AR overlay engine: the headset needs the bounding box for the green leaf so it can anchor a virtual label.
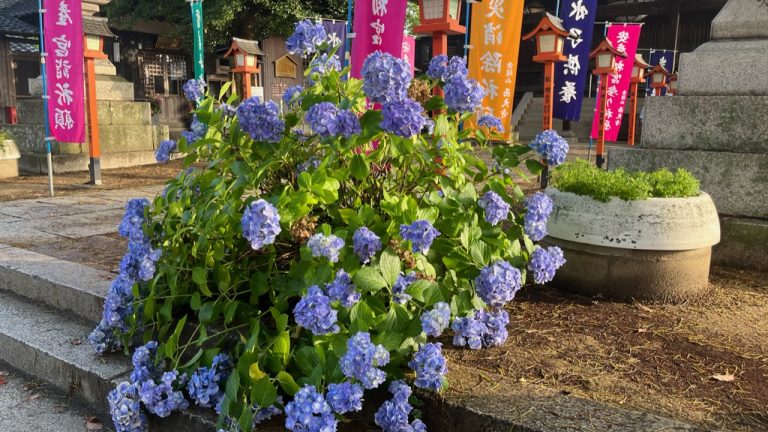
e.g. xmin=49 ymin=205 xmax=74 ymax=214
xmin=350 ymin=300 xmax=374 ymax=333
xmin=225 ymin=368 xmax=240 ymax=404
xmin=250 ymin=376 xmax=277 ymax=408
xmin=350 ymin=154 xmax=370 ymax=181
xmin=378 ymin=249 xmax=401 ymax=287
xmin=424 ymin=96 xmax=446 ymax=111
xmin=272 ymin=330 xmax=290 ymax=365
xmin=249 ymin=362 xmax=266 ymax=381
xmin=190 ymin=292 xmax=201 ymax=311
xmin=353 ymin=267 xmax=388 ymax=292
xmin=526 ymin=159 xmax=545 ymax=176
xmin=199 ymin=301 xmax=215 ymax=323
xmin=218 ymin=81 xmax=232 ymax=101
xmin=276 ymin=371 xmax=301 ymax=396
xmin=406 ymin=279 xmax=436 ymax=303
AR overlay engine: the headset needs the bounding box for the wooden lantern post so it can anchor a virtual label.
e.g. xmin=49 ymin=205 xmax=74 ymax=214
xmin=628 ymin=53 xmax=650 ymax=147
xmin=224 ymin=38 xmax=264 ymax=99
xmin=649 ymin=64 xmax=670 ymax=97
xmin=667 ymin=73 xmax=679 ymax=96
xmin=590 ymin=38 xmax=626 ymax=168
xmin=414 ymin=0 xmax=466 ymax=57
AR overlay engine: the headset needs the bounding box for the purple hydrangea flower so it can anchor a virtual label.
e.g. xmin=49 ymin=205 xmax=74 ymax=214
xmin=187 ymin=354 xmax=232 ymax=409
xmin=478 ymin=114 xmax=504 ymax=132
xmin=444 ymin=74 xmax=485 ymax=113
xmin=306 ymin=102 xmax=341 ymax=137
xmin=399 ymin=220 xmax=440 ymax=254
xmin=478 ymin=191 xmax=510 ymax=226
xmin=183 ymin=78 xmax=205 ymax=102
xmin=326 ymin=269 xmax=360 ymax=307
xmin=326 ymin=381 xmax=364 ymax=414
xmin=138 ymin=371 xmax=189 ymax=418
xmin=218 ymin=103 xmax=236 ymax=118
xmin=408 ymin=342 xmax=447 ymax=391
xmin=340 ymin=332 xmax=390 ymax=389
xmin=102 ymin=274 xmax=135 ymax=331
xmin=452 ymin=309 xmax=509 ymax=349
xmin=307 ymin=233 xmax=345 ymax=263
xmin=528 ymin=246 xmax=566 ymax=284
xmin=181 ymin=114 xmax=207 ymax=144
xmin=252 ymin=397 xmax=283 ymax=426
xmin=236 ymin=97 xmax=285 ymax=143
xmin=307 ymin=53 xmax=341 ymax=84
xmin=524 ymin=192 xmax=553 ymax=241
xmin=129 ymin=340 xmax=158 ymax=384
xmin=421 ymin=301 xmax=451 ymax=337
xmin=475 ymin=261 xmax=522 ymax=309
xmin=284 ymin=385 xmax=337 ymax=432
xmin=297 ymin=157 xmax=321 ymax=174
xmin=337 ymin=110 xmax=361 ymax=138
xmin=155 ymin=139 xmax=177 ymax=163
xmin=375 ymin=381 xmax=426 ymax=432
xmin=294 ymin=285 xmax=340 ymax=335
xmin=286 ymin=19 xmax=327 ymax=57
xmin=119 ymin=240 xmax=162 ymax=282
xmin=392 ymin=271 xmax=418 ymax=304
xmin=380 ymin=98 xmax=430 ymax=138
xmin=427 ymin=54 xmax=468 ymax=81
xmin=361 ymin=51 xmax=412 ymax=103
xmin=88 ymin=320 xmax=122 ymax=355
xmin=283 ymin=85 xmax=304 ymax=108
xmin=529 ymin=129 xmax=570 ymax=167
xmin=119 ymin=198 xmax=150 ymax=241
xmin=352 ymin=227 xmax=382 ymax=264
xmin=477 ymin=309 xmax=509 ymax=347
xmin=241 ymin=199 xmax=282 ymax=250
xmin=108 ymin=381 xmax=147 ymax=432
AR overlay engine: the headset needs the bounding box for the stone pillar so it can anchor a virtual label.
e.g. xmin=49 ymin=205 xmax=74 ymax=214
xmin=607 ymin=0 xmax=768 ymax=270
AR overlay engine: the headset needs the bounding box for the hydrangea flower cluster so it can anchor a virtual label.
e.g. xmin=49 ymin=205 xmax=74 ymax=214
xmin=307 ymin=233 xmax=345 ymax=263
xmin=374 ymin=381 xmax=427 ymax=432
xmin=181 ymin=114 xmax=207 ymax=144
xmin=400 ymin=220 xmax=441 ymax=254
xmin=138 ymin=371 xmax=189 ymax=418
xmin=340 ymin=332 xmax=390 ymax=389
xmin=305 ymin=103 xmax=360 ymax=138
xmin=129 ymin=341 xmax=158 ymax=384
xmin=101 ymin=275 xmax=136 ymax=331
xmin=380 ymin=98 xmax=431 ymax=138
xmin=528 ymin=246 xmax=566 ymax=284
xmin=452 ymin=309 xmax=510 ymax=349
xmin=524 ymin=192 xmax=553 ymax=241
xmin=294 ymin=285 xmax=340 ymax=335
xmin=326 ymin=269 xmax=360 ymax=307
xmin=218 ymin=103 xmax=236 ymax=118
xmin=241 ymin=199 xmax=282 ymax=250
xmin=297 ymin=157 xmax=321 ymax=174
xmin=426 ymin=54 xmax=468 ymax=82
xmin=478 ymin=114 xmax=504 ymax=132
xmin=252 ymin=397 xmax=283 ymax=426
xmin=187 ymin=353 xmax=232 ymax=409
xmin=108 ymin=381 xmax=147 ymax=432
xmin=409 ymin=342 xmax=447 ymax=391
xmin=326 ymin=381 xmax=364 ymax=414
xmin=361 ymin=51 xmax=412 ymax=103
xmin=421 ymin=302 xmax=451 ymax=337
xmin=307 ymin=53 xmax=341 ymax=84
xmin=529 ymin=129 xmax=570 ymax=167
xmin=352 ymin=227 xmax=382 ymax=264
xmin=475 ymin=260 xmax=522 ymax=308
xmin=444 ymin=74 xmax=485 ymax=113
xmin=478 ymin=191 xmax=511 ymax=225
xmin=336 ymin=110 xmax=362 ymax=138
xmin=155 ymin=139 xmax=177 ymax=163
xmin=284 ymin=385 xmax=337 ymax=432
xmin=236 ymin=97 xmax=285 ymax=143
xmin=282 ymin=85 xmax=304 ymax=108
xmin=182 ymin=78 xmax=205 ymax=102
xmin=286 ymin=19 xmax=327 ymax=57
xmin=392 ymin=271 xmax=418 ymax=304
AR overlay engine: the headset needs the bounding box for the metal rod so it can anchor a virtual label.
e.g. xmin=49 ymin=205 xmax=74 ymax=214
xmin=344 ymin=0 xmax=353 ymax=68
xmin=672 ymin=3 xmax=681 ymax=71
xmin=37 ymin=0 xmax=54 ymax=197
xmin=555 ymin=0 xmax=561 ymax=16
xmin=463 ymin=0 xmax=471 ymax=59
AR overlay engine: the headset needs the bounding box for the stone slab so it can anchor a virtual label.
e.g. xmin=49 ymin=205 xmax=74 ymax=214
xmin=639 ymin=95 xmax=768 ymax=153
xmin=0 ymin=222 xmax=62 ymax=245
xmin=29 ymin=76 xmax=134 ymax=101
xmin=20 ymin=150 xmax=163 ymax=174
xmin=678 ymin=39 xmax=768 ymax=96
xmin=0 ymin=159 xmax=19 ymax=178
xmin=713 ymin=217 xmax=768 ymax=270
xmin=711 ymin=0 xmax=768 ymax=40
xmin=0 ymin=197 xmax=120 ymax=219
xmin=608 ymin=148 xmax=768 ymax=219
xmin=30 ymin=208 xmax=124 ymax=239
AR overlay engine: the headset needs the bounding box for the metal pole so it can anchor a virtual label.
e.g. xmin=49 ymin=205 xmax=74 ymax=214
xmin=345 ymin=0 xmax=353 ymax=68
xmin=463 ymin=0 xmax=471 ymax=60
xmin=555 ymin=0 xmax=561 ymax=16
xmin=37 ymin=0 xmax=54 ymax=197
xmin=672 ymin=3 xmax=681 ymax=71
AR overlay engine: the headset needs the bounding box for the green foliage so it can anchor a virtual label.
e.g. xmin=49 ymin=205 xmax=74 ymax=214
xmin=0 ymin=128 xmax=12 ymax=142
xmin=551 ymin=159 xmax=701 ymax=202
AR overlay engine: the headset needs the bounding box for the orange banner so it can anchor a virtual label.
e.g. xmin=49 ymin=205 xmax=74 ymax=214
xmin=468 ymin=0 xmax=525 ymax=140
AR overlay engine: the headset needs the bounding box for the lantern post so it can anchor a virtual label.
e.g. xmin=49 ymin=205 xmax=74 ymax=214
xmin=667 ymin=73 xmax=679 ymax=96
xmin=414 ymin=0 xmax=466 ymax=57
xmin=590 ymin=38 xmax=626 ymax=168
xmin=224 ymin=38 xmax=264 ymax=99
xmin=83 ymin=17 xmax=115 ymax=185
xmin=649 ymin=64 xmax=670 ymax=97
xmin=628 ymin=53 xmax=650 ymax=147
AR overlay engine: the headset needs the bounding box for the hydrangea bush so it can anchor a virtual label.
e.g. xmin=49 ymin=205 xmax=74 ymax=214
xmin=93 ymin=19 xmax=568 ymax=432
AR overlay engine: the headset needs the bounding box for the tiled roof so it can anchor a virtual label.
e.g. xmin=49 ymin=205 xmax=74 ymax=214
xmin=0 ymin=14 xmax=36 ymax=36
xmin=0 ymin=0 xmax=37 ymax=36
xmin=83 ymin=16 xmax=115 ymax=37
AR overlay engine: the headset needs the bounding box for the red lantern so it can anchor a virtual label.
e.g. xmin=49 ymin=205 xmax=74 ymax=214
xmin=649 ymin=64 xmax=670 ymax=97
xmin=628 ymin=54 xmax=650 ymax=146
xmin=668 ymin=73 xmax=679 ymax=95
xmin=414 ymin=0 xmax=466 ymax=57
xmin=589 ymin=38 xmax=626 ymax=168
xmin=224 ymin=38 xmax=264 ymax=99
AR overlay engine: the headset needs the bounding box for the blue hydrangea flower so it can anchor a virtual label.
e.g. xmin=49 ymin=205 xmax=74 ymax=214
xmin=392 ymin=271 xmax=418 ymax=304
xmin=119 ymin=199 xmax=150 ymax=241
xmin=307 ymin=233 xmax=345 ymax=263
xmin=399 ymin=220 xmax=440 ymax=254
xmin=326 ymin=381 xmax=364 ymax=414
xmin=102 ymin=274 xmax=135 ymax=331
xmin=478 ymin=191 xmax=511 ymax=226
xmin=380 ymin=99 xmax=430 ymax=138
xmin=477 ymin=309 xmax=509 ymax=347
xmin=421 ymin=302 xmax=451 ymax=337
xmin=236 ymin=97 xmax=285 ymax=143
xmin=451 ymin=313 xmax=487 ymax=350
xmin=294 ymin=285 xmax=339 ymax=335
xmin=138 ymin=371 xmax=189 ymax=418
xmin=181 ymin=114 xmax=207 ymax=144
xmin=88 ymin=320 xmax=122 ymax=354
xmin=352 ymin=227 xmax=382 ymax=264
xmin=187 ymin=354 xmax=232 ymax=409
xmin=361 ymin=51 xmax=412 ymax=103
xmin=375 ymin=381 xmax=427 ymax=432
xmin=529 ymin=129 xmax=570 ymax=167
xmin=241 ymin=199 xmax=282 ymax=250
xmin=252 ymin=397 xmax=283 ymax=426
xmin=409 ymin=342 xmax=447 ymax=391
xmin=444 ymin=74 xmax=485 ymax=113
xmin=528 ymin=246 xmax=566 ymax=284
xmin=336 ymin=110 xmax=361 ymax=138
xmin=284 ymin=385 xmax=337 ymax=432
xmin=340 ymin=332 xmax=390 ymax=389
xmin=155 ymin=139 xmax=177 ymax=163
xmin=283 ymin=85 xmax=304 ymax=108
xmin=524 ymin=192 xmax=553 ymax=241
xmin=183 ymin=78 xmax=205 ymax=102
xmin=305 ymin=102 xmax=341 ymax=137
xmin=129 ymin=341 xmax=158 ymax=384
xmin=478 ymin=115 xmax=504 ymax=132
xmin=218 ymin=103 xmax=236 ymax=118
xmin=297 ymin=157 xmax=321 ymax=174
xmin=475 ymin=261 xmax=522 ymax=308
xmin=108 ymin=381 xmax=147 ymax=432
xmin=307 ymin=53 xmax=341 ymax=84
xmin=119 ymin=240 xmax=162 ymax=282
xmin=326 ymin=269 xmax=360 ymax=307
xmin=426 ymin=54 xmax=468 ymax=81
xmin=286 ymin=19 xmax=327 ymax=57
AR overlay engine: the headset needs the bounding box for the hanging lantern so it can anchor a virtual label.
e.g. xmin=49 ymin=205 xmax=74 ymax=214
xmin=522 ymin=13 xmax=570 ymax=63
xmin=631 ymin=53 xmax=650 ymax=83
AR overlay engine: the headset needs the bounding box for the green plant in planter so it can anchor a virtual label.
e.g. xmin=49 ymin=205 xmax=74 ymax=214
xmin=91 ymin=20 xmax=569 ymax=432
xmin=0 ymin=129 xmax=13 ymax=152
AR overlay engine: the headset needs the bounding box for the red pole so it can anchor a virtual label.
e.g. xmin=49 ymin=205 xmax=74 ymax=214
xmin=243 ymin=72 xmax=252 ymax=99
xmin=432 ymin=31 xmax=448 ymax=57
xmin=628 ymin=81 xmax=639 ymax=146
xmin=542 ymin=61 xmax=554 ymax=131
xmin=596 ymin=74 xmax=608 ymax=168
xmin=85 ymin=57 xmax=102 ymax=185
xmin=654 ymin=87 xmax=662 ymax=97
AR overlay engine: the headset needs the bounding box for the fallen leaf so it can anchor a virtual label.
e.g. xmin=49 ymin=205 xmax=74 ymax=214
xmin=634 ymin=302 xmax=655 ymax=313
xmin=85 ymin=417 xmax=103 ymax=431
xmin=27 ymin=393 xmax=41 ymax=400
xmin=69 ymin=338 xmax=83 ymax=346
xmin=711 ymin=372 xmax=736 ymax=382
xmin=0 ymin=376 xmax=7 ymax=386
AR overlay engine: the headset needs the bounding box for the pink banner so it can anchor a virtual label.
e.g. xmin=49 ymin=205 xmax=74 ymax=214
xmin=350 ymin=0 xmax=408 ymax=78
xmin=401 ymin=35 xmax=415 ymax=74
xmin=44 ymin=0 xmax=85 ymax=143
xmin=590 ymin=24 xmax=642 ymax=142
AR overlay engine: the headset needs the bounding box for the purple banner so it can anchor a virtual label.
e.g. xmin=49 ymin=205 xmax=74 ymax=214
xmin=323 ymin=20 xmax=348 ymax=67
xmin=646 ymin=50 xmax=674 ymax=96
xmin=44 ymin=0 xmax=85 ymax=143
xmin=350 ymin=0 xmax=408 ymax=78
xmin=553 ymin=0 xmax=598 ymax=122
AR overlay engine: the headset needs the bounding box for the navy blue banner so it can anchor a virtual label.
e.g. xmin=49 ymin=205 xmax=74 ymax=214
xmin=646 ymin=50 xmax=674 ymax=96
xmin=553 ymin=0 xmax=598 ymax=122
xmin=322 ymin=20 xmax=348 ymax=66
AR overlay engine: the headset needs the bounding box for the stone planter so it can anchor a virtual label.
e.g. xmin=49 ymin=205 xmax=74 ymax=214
xmin=543 ymin=188 xmax=721 ymax=303
xmin=0 ymin=139 xmax=20 ymax=178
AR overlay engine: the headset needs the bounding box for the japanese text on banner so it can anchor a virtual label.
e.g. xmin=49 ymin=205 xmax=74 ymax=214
xmin=322 ymin=20 xmax=348 ymax=66
xmin=350 ymin=0 xmax=408 ymax=78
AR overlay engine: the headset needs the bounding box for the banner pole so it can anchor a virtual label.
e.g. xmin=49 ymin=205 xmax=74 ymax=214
xmin=345 ymin=0 xmax=353 ymax=68
xmin=188 ymin=0 xmax=204 ymax=81
xmin=37 ymin=0 xmax=54 ymax=197
xmin=463 ymin=0 xmax=471 ymax=59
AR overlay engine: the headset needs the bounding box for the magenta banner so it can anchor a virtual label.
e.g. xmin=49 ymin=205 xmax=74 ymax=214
xmin=44 ymin=0 xmax=85 ymax=143
xmin=590 ymin=24 xmax=642 ymax=142
xmin=350 ymin=0 xmax=408 ymax=78
xmin=401 ymin=35 xmax=415 ymax=74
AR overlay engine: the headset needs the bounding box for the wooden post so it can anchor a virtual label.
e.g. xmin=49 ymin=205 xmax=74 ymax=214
xmin=654 ymin=87 xmax=662 ymax=97
xmin=85 ymin=57 xmax=102 ymax=185
xmin=243 ymin=72 xmax=252 ymax=99
xmin=596 ymin=74 xmax=608 ymax=168
xmin=432 ymin=31 xmax=448 ymax=57
xmin=628 ymin=81 xmax=639 ymax=146
xmin=542 ymin=61 xmax=555 ymax=131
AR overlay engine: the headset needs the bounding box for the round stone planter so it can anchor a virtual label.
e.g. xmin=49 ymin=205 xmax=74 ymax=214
xmin=543 ymin=188 xmax=721 ymax=303
xmin=0 ymin=139 xmax=20 ymax=178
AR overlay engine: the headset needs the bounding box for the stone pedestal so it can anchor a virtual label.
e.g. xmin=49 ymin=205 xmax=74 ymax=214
xmin=609 ymin=0 xmax=768 ymax=269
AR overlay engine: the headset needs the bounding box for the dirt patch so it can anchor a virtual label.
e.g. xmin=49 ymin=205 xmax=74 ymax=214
xmin=25 ymin=232 xmax=126 ymax=274
xmin=444 ymin=267 xmax=768 ymax=430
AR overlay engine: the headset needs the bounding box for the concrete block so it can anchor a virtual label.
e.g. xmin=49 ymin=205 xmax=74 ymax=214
xmin=29 ymin=76 xmax=135 ymax=101
xmin=710 ymin=0 xmax=768 ymax=40
xmin=29 ymin=209 xmax=124 ymax=239
xmin=608 ymin=148 xmax=768 ymax=219
xmin=100 ymin=125 xmax=157 ymax=152
xmin=104 ymin=101 xmax=152 ymax=125
xmin=0 ymin=222 xmax=62 ymax=245
xmin=713 ymin=217 xmax=768 ymax=270
xmin=678 ymin=39 xmax=768 ymax=96
xmin=640 ymin=96 xmax=768 ymax=153
xmin=0 ymin=159 xmax=19 ymax=178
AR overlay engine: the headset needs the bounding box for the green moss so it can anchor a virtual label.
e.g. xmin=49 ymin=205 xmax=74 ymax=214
xmin=551 ymin=159 xmax=701 ymax=202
